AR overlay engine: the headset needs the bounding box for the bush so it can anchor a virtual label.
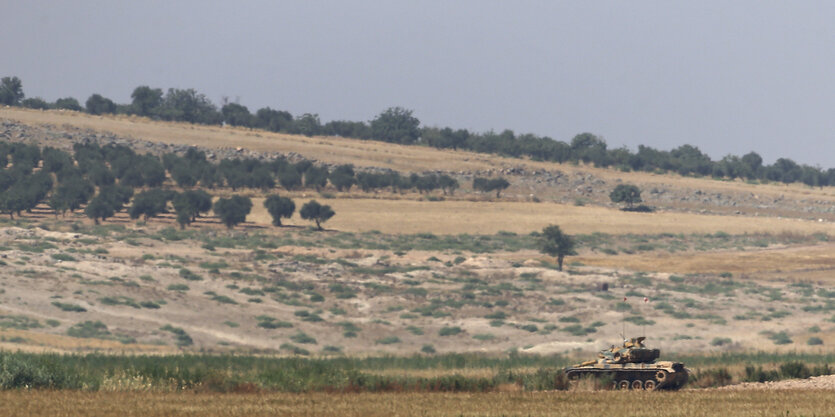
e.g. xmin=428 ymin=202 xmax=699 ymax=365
xmin=710 ymin=337 xmax=732 ymax=346
xmin=52 ymin=302 xmax=86 ymax=313
xmin=167 ymin=284 xmax=189 ymax=291
xmin=779 ymin=361 xmax=811 ymax=379
xmin=743 ymin=365 xmax=779 ymax=383
xmin=290 ymin=332 xmax=317 ymax=344
xmin=376 ymin=336 xmax=401 ymax=345
xmin=807 ymin=337 xmax=824 ymax=346
xmin=160 ymin=324 xmax=194 ymax=347
xmin=257 ymin=317 xmax=293 ymax=329
xmin=438 ymin=326 xmax=462 ymax=336
xmin=421 ymin=344 xmax=436 ymax=354
xmin=67 ymin=321 xmax=110 ymax=338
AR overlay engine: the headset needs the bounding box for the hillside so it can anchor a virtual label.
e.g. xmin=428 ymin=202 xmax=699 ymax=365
xmin=1 ymin=107 xmax=835 ymax=358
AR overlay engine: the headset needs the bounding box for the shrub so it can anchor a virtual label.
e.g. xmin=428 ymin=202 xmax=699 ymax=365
xmin=421 ymin=344 xmax=436 ymax=354
xmin=257 ymin=317 xmax=293 ymax=329
xmin=290 ymin=332 xmax=317 ymax=344
xmin=167 ymin=284 xmax=189 ymax=291
xmin=710 ymin=337 xmax=732 ymax=346
xmin=807 ymin=337 xmax=824 ymax=346
xmin=160 ymin=324 xmax=193 ymax=347
xmin=279 ymin=343 xmax=310 ymax=356
xmin=67 ymin=321 xmax=110 ymax=338
xmin=178 ymin=268 xmax=203 ymax=281
xmin=406 ymin=326 xmax=424 ymax=335
xmin=375 ymin=336 xmax=401 ymax=345
xmin=744 ymin=365 xmax=779 ymax=383
xmin=52 ymin=302 xmax=86 ymax=313
xmin=438 ymin=326 xmax=462 ymax=336
xmin=780 ymin=361 xmax=811 ymax=379
xmin=520 ymin=324 xmax=538 ymax=333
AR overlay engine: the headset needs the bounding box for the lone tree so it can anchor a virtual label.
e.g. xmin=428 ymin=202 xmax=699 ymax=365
xmin=370 ymin=107 xmax=421 ymax=144
xmin=299 ymin=200 xmax=335 ymax=231
xmin=473 ymin=177 xmax=510 ymax=198
xmin=609 ymin=184 xmax=642 ymax=209
xmin=264 ymin=195 xmax=295 ymax=227
xmin=0 ymin=76 xmax=24 ymax=106
xmin=539 ymin=225 xmax=576 ymax=271
xmin=213 ymin=195 xmax=252 ymax=229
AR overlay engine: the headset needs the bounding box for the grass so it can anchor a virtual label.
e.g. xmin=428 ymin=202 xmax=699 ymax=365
xmin=1 ymin=390 xmax=835 ymax=417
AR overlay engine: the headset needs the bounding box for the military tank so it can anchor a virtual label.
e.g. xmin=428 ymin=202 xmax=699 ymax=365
xmin=564 ymin=336 xmax=688 ymax=390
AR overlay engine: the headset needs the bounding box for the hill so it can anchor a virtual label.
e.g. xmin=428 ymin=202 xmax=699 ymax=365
xmin=1 ymin=107 xmax=834 ymax=359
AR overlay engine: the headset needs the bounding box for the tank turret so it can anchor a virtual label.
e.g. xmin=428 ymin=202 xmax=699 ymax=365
xmin=564 ymin=337 xmax=688 ymax=390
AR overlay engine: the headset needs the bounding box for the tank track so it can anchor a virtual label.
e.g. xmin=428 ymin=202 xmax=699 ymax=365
xmin=564 ymin=367 xmax=687 ymax=391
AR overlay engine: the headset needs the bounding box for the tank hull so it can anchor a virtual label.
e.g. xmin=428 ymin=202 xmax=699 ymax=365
xmin=564 ymin=361 xmax=688 ymax=390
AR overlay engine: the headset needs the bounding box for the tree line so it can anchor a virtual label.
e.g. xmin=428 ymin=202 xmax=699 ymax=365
xmin=0 ymin=141 xmax=339 ymax=230
xmin=2 ymin=140 xmax=465 ymax=197
xmin=3 ymin=75 xmax=831 ymax=187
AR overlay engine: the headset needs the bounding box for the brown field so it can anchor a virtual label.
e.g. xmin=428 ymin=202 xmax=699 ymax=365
xmin=246 ymin=197 xmax=835 ymax=235
xmin=5 ymin=107 xmax=835 ymax=209
xmin=2 ymin=390 xmax=834 ymax=417
xmin=577 ymin=242 xmax=835 ymax=281
xmin=0 ymin=328 xmax=175 ymax=354
xmin=22 ymin=194 xmax=835 ymax=236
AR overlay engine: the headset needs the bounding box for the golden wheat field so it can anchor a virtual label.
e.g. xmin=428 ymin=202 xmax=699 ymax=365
xmin=1 ymin=390 xmax=833 ymax=417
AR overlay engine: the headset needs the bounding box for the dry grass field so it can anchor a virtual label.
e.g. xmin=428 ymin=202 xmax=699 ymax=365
xmin=246 ymin=197 xmax=835 ymax=235
xmin=1 ymin=390 xmax=833 ymax=417
xmin=0 ymin=328 xmax=175 ymax=354
xmin=577 ymin=242 xmax=835 ymax=280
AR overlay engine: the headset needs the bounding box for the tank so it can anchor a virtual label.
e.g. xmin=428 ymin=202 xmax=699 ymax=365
xmin=564 ymin=336 xmax=688 ymax=390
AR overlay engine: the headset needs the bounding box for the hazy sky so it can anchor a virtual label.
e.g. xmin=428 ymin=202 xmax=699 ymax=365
xmin=3 ymin=1 xmax=833 ymax=166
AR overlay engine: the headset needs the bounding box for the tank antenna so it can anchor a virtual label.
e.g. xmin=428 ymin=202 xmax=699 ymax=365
xmin=621 ymin=296 xmax=627 ymax=340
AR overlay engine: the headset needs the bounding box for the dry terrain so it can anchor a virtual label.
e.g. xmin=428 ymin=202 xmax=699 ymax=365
xmin=2 ymin=390 xmax=835 ymax=417
xmin=2 ymin=108 xmax=835 ymax=414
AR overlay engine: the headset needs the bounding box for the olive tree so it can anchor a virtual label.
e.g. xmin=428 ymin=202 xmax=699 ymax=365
xmin=264 ymin=195 xmax=295 ymax=227
xmin=609 ymin=184 xmax=642 ymax=208
xmin=213 ymin=195 xmax=252 ymax=229
xmin=299 ymin=200 xmax=334 ymax=231
xmin=539 ymin=225 xmax=576 ymax=271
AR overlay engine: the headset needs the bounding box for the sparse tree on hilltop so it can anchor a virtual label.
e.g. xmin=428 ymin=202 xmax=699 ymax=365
xmin=85 ymin=94 xmax=116 ymax=115
xmin=130 ymin=86 xmax=163 ymax=117
xmin=370 ymin=107 xmax=420 ymax=144
xmin=0 ymin=76 xmax=24 ymax=106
